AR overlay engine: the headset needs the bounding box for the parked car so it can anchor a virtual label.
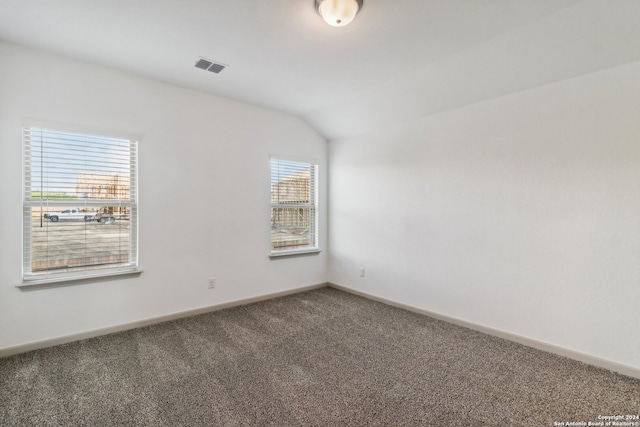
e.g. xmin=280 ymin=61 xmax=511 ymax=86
xmin=43 ymin=208 xmax=96 ymax=222
xmin=95 ymin=213 xmax=115 ymax=224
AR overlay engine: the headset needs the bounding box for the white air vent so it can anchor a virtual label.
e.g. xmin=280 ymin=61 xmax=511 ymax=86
xmin=195 ymin=57 xmax=227 ymax=74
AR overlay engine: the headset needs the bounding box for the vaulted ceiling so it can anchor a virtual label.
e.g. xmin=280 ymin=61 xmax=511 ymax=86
xmin=1 ymin=0 xmax=640 ymax=139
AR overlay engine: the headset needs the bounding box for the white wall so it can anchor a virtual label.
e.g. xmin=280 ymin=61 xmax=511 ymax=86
xmin=0 ymin=42 xmax=327 ymax=351
xmin=329 ymin=60 xmax=640 ymax=371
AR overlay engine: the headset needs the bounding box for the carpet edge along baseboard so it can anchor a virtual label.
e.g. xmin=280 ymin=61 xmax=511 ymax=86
xmin=327 ymin=282 xmax=640 ymax=381
xmin=0 ymin=282 xmax=328 ymax=358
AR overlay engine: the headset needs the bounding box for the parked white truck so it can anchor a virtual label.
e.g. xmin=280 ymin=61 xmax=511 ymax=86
xmin=43 ymin=208 xmax=96 ymax=222
xmin=43 ymin=208 xmax=125 ymax=224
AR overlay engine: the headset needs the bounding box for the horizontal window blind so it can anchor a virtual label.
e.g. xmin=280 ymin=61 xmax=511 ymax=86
xmin=23 ymin=126 xmax=138 ymax=281
xmin=270 ymin=158 xmax=318 ymax=254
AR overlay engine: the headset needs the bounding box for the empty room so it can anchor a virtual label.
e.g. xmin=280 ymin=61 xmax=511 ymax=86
xmin=1 ymin=0 xmax=639 ymax=425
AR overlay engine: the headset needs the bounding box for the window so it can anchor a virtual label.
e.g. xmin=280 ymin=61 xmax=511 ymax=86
xmin=270 ymin=157 xmax=318 ymax=256
xmin=22 ymin=124 xmax=138 ymax=284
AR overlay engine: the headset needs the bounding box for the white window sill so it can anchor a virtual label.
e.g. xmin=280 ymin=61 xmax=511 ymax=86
xmin=19 ymin=268 xmax=142 ymax=288
xmin=269 ymin=249 xmax=321 ymax=259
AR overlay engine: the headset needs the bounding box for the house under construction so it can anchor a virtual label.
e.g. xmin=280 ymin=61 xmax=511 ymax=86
xmin=76 ymin=173 xmax=130 ymax=215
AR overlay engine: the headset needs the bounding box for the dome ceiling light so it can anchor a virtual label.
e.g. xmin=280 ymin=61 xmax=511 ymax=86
xmin=315 ymin=0 xmax=363 ymax=27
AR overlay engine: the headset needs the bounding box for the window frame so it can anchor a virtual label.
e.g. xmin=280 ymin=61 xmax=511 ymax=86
xmin=20 ymin=120 xmax=140 ymax=286
xmin=269 ymin=155 xmax=320 ymax=258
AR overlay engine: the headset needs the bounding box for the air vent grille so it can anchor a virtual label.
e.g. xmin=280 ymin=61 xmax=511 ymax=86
xmin=195 ymin=57 xmax=226 ymax=74
xmin=207 ymin=63 xmax=225 ymax=74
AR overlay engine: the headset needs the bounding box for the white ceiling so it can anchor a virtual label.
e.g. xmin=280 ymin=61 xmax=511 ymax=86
xmin=1 ymin=0 xmax=640 ymax=139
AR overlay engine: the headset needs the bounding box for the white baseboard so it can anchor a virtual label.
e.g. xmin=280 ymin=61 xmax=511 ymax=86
xmin=328 ymin=282 xmax=640 ymax=381
xmin=4 ymin=281 xmax=639 ymax=381
xmin=0 ymin=282 xmax=327 ymax=358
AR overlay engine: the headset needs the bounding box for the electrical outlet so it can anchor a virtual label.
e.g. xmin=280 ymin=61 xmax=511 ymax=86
xmin=359 ymin=267 xmax=365 ymax=278
xmin=208 ymin=278 xmax=216 ymax=289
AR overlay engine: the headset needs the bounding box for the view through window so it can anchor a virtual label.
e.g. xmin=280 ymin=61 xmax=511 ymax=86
xmin=23 ymin=125 xmax=138 ymax=282
xmin=270 ymin=158 xmax=318 ymax=255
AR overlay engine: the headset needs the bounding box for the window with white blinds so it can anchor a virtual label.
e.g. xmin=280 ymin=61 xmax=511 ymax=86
xmin=270 ymin=157 xmax=318 ymax=256
xmin=23 ymin=125 xmax=138 ymax=284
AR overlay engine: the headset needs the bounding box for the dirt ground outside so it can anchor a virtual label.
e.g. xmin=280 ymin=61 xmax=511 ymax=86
xmin=30 ymin=218 xmax=130 ymax=272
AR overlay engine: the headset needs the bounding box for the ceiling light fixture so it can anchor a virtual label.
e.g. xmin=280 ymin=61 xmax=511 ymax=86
xmin=315 ymin=0 xmax=363 ymax=27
